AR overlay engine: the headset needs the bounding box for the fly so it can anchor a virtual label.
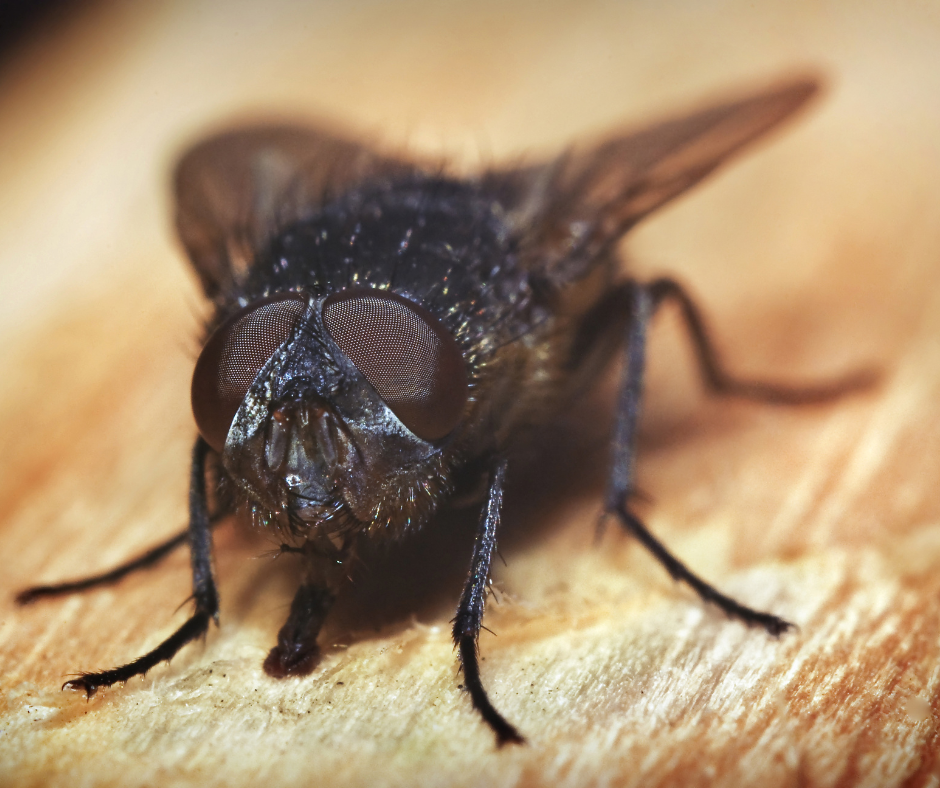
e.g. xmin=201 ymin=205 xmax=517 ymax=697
xmin=16 ymin=76 xmax=874 ymax=745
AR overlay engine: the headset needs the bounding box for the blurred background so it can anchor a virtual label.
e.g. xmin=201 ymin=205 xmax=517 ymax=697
xmin=2 ymin=2 xmax=940 ymax=786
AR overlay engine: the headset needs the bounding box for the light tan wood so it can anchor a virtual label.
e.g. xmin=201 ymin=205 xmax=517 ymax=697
xmin=2 ymin=1 xmax=940 ymax=785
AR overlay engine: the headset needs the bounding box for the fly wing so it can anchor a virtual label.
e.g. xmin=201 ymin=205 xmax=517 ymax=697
xmin=484 ymin=77 xmax=820 ymax=282
xmin=174 ymin=125 xmax=418 ymax=300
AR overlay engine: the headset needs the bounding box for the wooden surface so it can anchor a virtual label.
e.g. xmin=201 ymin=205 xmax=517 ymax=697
xmin=2 ymin=1 xmax=940 ymax=786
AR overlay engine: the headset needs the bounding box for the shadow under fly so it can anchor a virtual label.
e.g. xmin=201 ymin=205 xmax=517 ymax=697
xmin=17 ymin=75 xmax=876 ymax=745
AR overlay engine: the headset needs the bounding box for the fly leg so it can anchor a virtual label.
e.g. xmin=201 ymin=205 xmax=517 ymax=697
xmin=452 ymin=459 xmax=524 ymax=746
xmin=64 ymin=437 xmax=222 ymax=695
xmin=607 ymin=284 xmax=792 ymax=635
xmin=648 ymin=276 xmax=877 ymax=402
xmin=17 ymin=459 xmax=230 ymax=605
xmin=13 ymin=517 xmax=236 ymax=605
xmin=16 ymin=530 xmax=189 ymax=605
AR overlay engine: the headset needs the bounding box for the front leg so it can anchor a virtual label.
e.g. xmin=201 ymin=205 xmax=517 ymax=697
xmin=65 ymin=437 xmax=221 ymax=695
xmin=452 ymin=459 xmax=524 ymax=746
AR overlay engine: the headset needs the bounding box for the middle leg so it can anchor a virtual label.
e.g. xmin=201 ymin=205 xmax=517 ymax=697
xmin=606 ymin=282 xmax=792 ymax=635
xmin=648 ymin=276 xmax=877 ymax=403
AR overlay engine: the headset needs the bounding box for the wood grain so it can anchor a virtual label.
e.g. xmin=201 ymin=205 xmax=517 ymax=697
xmin=2 ymin=1 xmax=940 ymax=786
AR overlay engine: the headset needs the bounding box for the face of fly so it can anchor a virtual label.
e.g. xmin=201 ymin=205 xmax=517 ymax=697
xmin=191 ymin=281 xmax=471 ymax=539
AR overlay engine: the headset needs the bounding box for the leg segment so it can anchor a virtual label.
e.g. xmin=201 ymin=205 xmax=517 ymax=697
xmin=648 ymin=276 xmax=877 ymax=403
xmin=64 ymin=437 xmax=221 ymax=695
xmin=452 ymin=459 xmax=524 ymax=746
xmin=607 ymin=283 xmax=792 ymax=635
xmin=16 ymin=529 xmax=189 ymax=605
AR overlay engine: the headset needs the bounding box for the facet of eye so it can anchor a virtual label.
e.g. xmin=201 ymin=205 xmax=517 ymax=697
xmin=322 ymin=288 xmax=468 ymax=442
xmin=192 ymin=294 xmax=308 ymax=452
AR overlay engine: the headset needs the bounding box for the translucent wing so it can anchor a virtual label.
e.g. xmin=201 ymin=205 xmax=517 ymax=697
xmin=176 ymin=78 xmax=819 ymax=297
xmin=483 ymin=77 xmax=821 ymax=282
xmin=174 ymin=124 xmax=418 ymax=300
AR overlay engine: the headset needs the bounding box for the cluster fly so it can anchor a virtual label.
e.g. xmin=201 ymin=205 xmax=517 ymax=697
xmin=17 ymin=76 xmax=872 ymax=744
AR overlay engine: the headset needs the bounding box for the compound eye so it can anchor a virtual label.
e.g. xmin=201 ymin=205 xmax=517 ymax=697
xmin=192 ymin=294 xmax=308 ymax=452
xmin=322 ymin=288 xmax=468 ymax=441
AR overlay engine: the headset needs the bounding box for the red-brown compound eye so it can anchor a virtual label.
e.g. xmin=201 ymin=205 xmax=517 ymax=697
xmin=192 ymin=294 xmax=308 ymax=452
xmin=322 ymin=288 xmax=468 ymax=441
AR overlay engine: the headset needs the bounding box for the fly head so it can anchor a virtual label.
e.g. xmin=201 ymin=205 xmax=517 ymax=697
xmin=191 ymin=284 xmax=469 ymax=538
